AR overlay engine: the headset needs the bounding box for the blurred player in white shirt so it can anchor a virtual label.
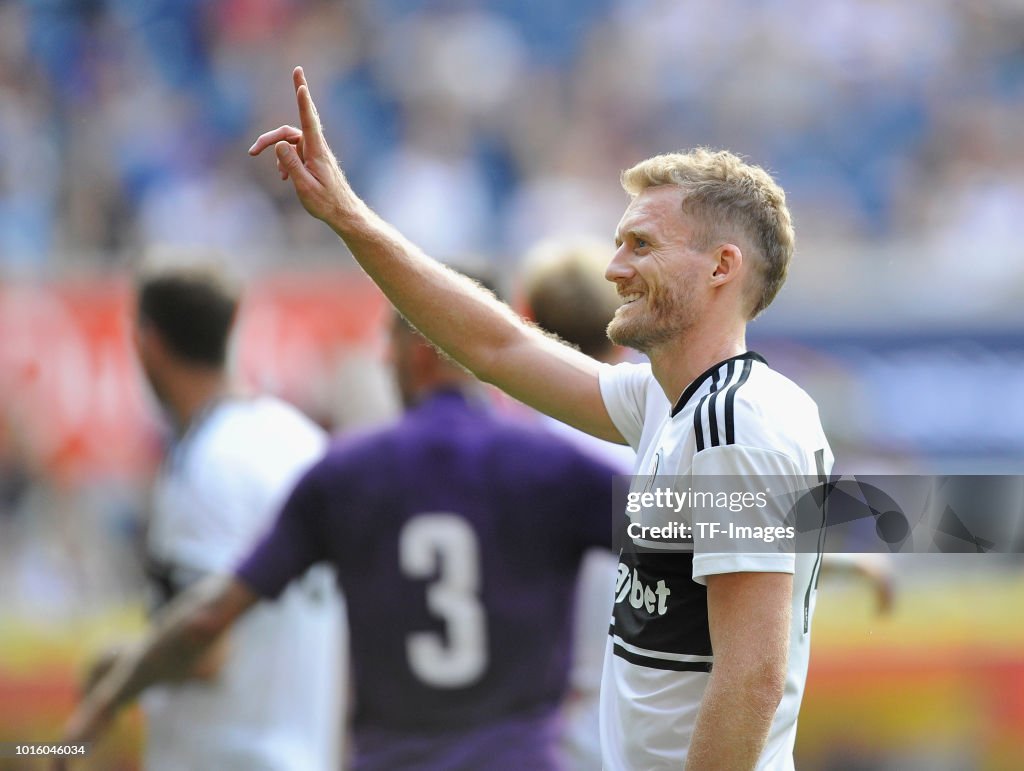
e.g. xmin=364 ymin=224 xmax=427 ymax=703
xmin=75 ymin=262 xmax=344 ymax=771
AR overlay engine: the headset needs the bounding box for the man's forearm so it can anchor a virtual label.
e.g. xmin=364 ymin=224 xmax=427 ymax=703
xmin=685 ymin=671 xmax=781 ymax=771
xmin=66 ymin=582 xmax=230 ymax=743
xmin=321 ymin=196 xmax=621 ymax=434
xmin=325 ymin=198 xmax=532 ymax=383
xmin=79 ymin=643 xmax=194 ymax=731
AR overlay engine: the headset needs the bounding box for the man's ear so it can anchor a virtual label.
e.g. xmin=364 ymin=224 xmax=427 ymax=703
xmin=710 ymin=243 xmax=743 ymax=287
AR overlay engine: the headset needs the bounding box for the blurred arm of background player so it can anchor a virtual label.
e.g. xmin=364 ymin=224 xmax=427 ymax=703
xmin=60 ymin=576 xmax=257 ymax=753
xmin=248 ymin=67 xmax=622 ymax=443
xmin=80 ymin=634 xmax=227 ymax=696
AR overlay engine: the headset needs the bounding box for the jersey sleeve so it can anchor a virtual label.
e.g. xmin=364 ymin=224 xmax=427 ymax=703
xmin=686 ymin=372 xmax=832 ymax=584
xmin=689 ymin=443 xmax=808 ymax=584
xmin=234 ymin=463 xmax=331 ymax=599
xmin=598 ymin=361 xmax=654 ymax=451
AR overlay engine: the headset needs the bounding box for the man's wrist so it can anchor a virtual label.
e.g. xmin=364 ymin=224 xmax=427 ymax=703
xmin=321 ymin=183 xmax=364 ymax=230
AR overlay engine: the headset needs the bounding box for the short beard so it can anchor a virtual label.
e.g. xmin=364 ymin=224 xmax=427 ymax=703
xmin=606 ymin=284 xmax=693 ymax=354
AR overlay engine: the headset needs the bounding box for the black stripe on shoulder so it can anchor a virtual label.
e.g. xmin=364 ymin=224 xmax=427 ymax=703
xmin=723 ymin=357 xmax=756 ymax=445
xmin=693 ymin=393 xmax=707 ymax=451
xmin=671 ymin=352 xmax=767 ymax=417
xmin=707 ymin=360 xmax=733 ymax=448
xmin=613 ymin=644 xmax=713 ymax=673
xmin=693 ymin=397 xmax=704 ymax=452
xmin=693 ymin=368 xmax=723 ymax=452
xmin=696 ymin=366 xmax=729 ymax=450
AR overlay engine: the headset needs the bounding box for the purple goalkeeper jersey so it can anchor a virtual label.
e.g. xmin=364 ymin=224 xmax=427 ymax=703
xmin=236 ymin=389 xmax=617 ymax=770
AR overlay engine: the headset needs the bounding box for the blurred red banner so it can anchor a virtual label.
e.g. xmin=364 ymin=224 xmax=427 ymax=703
xmin=0 ymin=271 xmax=386 ymax=484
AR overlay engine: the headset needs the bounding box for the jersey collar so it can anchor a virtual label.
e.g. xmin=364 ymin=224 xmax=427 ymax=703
xmin=669 ymin=351 xmax=767 ymax=417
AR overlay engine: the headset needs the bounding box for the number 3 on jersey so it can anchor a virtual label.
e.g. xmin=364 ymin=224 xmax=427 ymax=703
xmin=399 ymin=513 xmax=488 ymax=688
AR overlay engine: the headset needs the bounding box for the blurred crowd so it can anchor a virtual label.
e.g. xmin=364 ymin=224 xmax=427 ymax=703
xmin=2 ymin=0 xmax=1024 ymax=312
xmin=3 ymin=0 xmax=1024 ymax=618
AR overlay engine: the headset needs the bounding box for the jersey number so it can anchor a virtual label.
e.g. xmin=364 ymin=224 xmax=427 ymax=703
xmin=399 ymin=513 xmax=488 ymax=688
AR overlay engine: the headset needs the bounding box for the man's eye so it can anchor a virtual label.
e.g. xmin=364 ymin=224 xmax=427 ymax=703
xmin=635 ymin=238 xmax=648 ymax=249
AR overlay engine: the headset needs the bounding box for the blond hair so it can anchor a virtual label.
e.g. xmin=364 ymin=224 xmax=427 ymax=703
xmin=621 ymin=149 xmax=794 ymax=318
xmin=521 ymin=237 xmax=619 ymax=359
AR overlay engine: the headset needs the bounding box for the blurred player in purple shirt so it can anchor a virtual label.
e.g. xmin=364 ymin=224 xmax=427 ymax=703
xmin=62 ymin=305 xmax=619 ymax=771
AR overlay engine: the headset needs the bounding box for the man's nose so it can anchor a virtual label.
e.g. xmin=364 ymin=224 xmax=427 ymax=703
xmin=605 ymin=245 xmax=635 ymax=284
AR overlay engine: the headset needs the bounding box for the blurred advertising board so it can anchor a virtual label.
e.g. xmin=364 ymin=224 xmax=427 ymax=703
xmin=753 ymin=331 xmax=1024 ymax=469
xmin=0 ymin=272 xmax=386 ymax=484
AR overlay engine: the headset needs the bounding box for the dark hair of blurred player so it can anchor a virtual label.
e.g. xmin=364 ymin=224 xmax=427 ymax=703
xmin=133 ymin=266 xmax=239 ymax=425
xmin=137 ymin=266 xmax=238 ymax=365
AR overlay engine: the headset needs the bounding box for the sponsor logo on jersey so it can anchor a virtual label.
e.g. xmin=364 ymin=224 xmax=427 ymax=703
xmin=614 ymin=562 xmax=671 ymax=616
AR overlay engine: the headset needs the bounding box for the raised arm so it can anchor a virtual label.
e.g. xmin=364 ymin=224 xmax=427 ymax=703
xmin=249 ymin=67 xmax=623 ymax=442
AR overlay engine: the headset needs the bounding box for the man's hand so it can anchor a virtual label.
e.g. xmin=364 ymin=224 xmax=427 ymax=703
xmin=59 ymin=641 xmax=137 ymax=757
xmin=51 ymin=645 xmax=134 ymax=770
xmin=248 ymin=67 xmax=353 ymax=223
xmin=81 ymin=644 xmax=126 ymax=694
xmin=53 ymin=681 xmax=121 ymax=770
xmin=53 ymin=577 xmax=256 ymax=770
xmin=61 ymin=699 xmax=113 ymax=749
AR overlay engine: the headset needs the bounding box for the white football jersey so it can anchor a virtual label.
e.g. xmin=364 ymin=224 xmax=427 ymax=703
xmin=598 ymin=353 xmax=833 ymax=770
xmin=144 ymin=396 xmax=345 ymax=771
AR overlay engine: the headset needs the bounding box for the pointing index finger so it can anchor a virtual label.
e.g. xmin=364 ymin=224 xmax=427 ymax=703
xmin=291 ymin=66 xmax=324 ymax=153
xmin=296 ymin=83 xmax=323 ymax=151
